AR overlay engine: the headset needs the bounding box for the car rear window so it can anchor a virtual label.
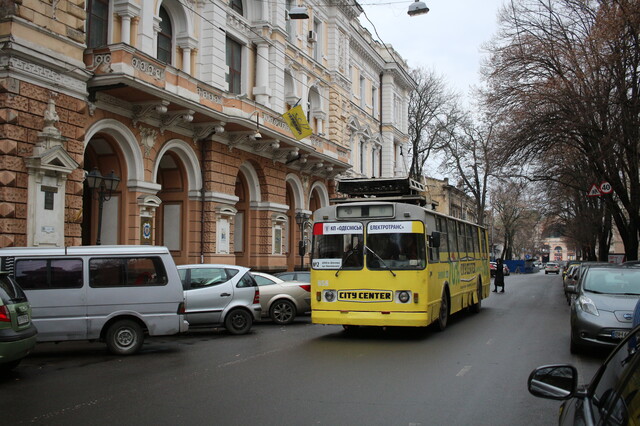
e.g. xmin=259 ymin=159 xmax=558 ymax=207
xmin=0 ymin=274 xmax=27 ymax=304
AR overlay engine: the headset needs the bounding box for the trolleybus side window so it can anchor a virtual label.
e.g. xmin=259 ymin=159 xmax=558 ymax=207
xmin=466 ymin=224 xmax=476 ymax=259
xmin=458 ymin=222 xmax=468 ymax=259
xmin=366 ymin=221 xmax=426 ymax=270
xmin=447 ymin=219 xmax=459 ymax=261
xmin=435 ymin=216 xmax=449 ymax=262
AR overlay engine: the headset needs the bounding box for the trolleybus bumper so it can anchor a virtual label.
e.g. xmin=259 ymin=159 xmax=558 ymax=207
xmin=312 ymin=310 xmax=430 ymax=327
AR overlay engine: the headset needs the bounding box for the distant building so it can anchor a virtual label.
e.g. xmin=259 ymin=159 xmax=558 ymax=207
xmin=423 ymin=177 xmax=478 ymax=223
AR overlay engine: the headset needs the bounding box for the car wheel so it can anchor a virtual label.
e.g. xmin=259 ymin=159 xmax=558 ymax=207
xmin=105 ymin=319 xmax=144 ymax=355
xmin=225 ymin=309 xmax=252 ymax=335
xmin=270 ymin=299 xmax=296 ymax=325
xmin=545 ymin=271 xmax=548 ymax=274
xmin=435 ymin=291 xmax=449 ymax=331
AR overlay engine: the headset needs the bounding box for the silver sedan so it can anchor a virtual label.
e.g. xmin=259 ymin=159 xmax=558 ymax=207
xmin=569 ymin=265 xmax=640 ymax=353
xmin=251 ymin=272 xmax=311 ymax=325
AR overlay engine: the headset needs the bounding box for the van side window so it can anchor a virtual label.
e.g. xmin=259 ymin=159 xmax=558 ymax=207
xmin=15 ymin=259 xmax=83 ymax=289
xmin=89 ymin=257 xmax=168 ymax=287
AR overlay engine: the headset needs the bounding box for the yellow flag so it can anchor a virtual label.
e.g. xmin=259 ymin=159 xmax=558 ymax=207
xmin=282 ymin=105 xmax=313 ymax=140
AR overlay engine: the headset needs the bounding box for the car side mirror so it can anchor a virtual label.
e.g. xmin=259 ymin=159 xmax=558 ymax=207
xmin=429 ymin=232 xmax=441 ymax=248
xmin=528 ymin=365 xmax=577 ymax=400
xmin=566 ymin=284 xmax=577 ymax=294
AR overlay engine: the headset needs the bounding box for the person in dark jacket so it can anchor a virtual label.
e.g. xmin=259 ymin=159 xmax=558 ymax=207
xmin=493 ymin=258 xmax=505 ymax=293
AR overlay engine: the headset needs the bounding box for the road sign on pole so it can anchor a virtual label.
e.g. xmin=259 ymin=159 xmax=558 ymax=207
xmin=600 ymin=181 xmax=613 ymax=194
xmin=587 ymin=184 xmax=601 ymax=197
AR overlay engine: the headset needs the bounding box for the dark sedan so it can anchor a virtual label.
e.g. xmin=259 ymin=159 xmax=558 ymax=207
xmin=528 ymin=324 xmax=640 ymax=425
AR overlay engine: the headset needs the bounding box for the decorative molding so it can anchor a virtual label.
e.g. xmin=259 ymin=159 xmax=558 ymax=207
xmin=139 ymin=126 xmax=158 ymax=158
xmin=197 ymin=87 xmax=223 ymax=104
xmin=2 ymin=56 xmax=85 ymax=94
xmin=131 ymin=57 xmax=165 ymax=80
xmin=159 ymin=110 xmax=194 ymax=134
xmin=132 ymin=100 xmax=170 ymax=127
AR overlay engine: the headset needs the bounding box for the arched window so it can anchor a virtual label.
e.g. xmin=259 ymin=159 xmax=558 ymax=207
xmin=87 ymin=0 xmax=109 ymax=48
xmin=157 ymin=6 xmax=173 ymax=64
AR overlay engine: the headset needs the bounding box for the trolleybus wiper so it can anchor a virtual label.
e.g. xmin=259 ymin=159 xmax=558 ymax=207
xmin=335 ymin=249 xmax=356 ymax=277
xmin=364 ymin=245 xmax=396 ymax=277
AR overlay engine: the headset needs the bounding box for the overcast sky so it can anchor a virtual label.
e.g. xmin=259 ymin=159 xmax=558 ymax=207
xmin=359 ymin=0 xmax=508 ymax=103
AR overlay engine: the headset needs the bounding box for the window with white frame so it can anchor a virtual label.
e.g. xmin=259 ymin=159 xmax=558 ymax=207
xmin=226 ymin=37 xmax=242 ymax=94
xmin=360 ymin=75 xmax=366 ymax=109
xmin=313 ymin=19 xmax=322 ymax=61
xmin=372 ymin=86 xmax=378 ymax=118
xmin=87 ymin=0 xmax=109 ymax=48
xmin=157 ymin=6 xmax=173 ymax=64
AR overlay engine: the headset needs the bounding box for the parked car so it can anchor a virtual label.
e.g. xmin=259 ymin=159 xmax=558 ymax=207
xmin=251 ymin=272 xmax=311 ymax=325
xmin=0 ymin=246 xmax=188 ymax=355
xmin=273 ymin=271 xmax=310 ymax=282
xmin=564 ymin=262 xmax=610 ymax=305
xmin=0 ymin=272 xmax=37 ymax=371
xmin=178 ymin=264 xmax=261 ymax=335
xmin=563 ymin=260 xmax=581 ymax=279
xmin=568 ymin=265 xmax=640 ymax=354
xmin=527 ymin=324 xmax=640 ymax=425
xmin=545 ymin=262 xmax=560 ymax=274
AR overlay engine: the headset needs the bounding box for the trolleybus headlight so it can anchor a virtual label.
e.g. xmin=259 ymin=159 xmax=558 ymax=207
xmin=324 ymin=290 xmax=337 ymax=302
xmin=397 ymin=291 xmax=411 ymax=303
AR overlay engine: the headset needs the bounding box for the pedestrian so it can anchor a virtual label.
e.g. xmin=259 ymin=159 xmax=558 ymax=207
xmin=493 ymin=258 xmax=505 ymax=293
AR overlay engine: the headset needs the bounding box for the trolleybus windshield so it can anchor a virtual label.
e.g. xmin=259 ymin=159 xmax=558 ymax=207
xmin=312 ymin=222 xmax=364 ymax=270
xmin=366 ymin=221 xmax=426 ymax=270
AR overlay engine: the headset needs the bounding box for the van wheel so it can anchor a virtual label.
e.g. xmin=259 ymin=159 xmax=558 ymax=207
xmin=436 ymin=292 xmax=449 ymax=331
xmin=106 ymin=320 xmax=144 ymax=355
xmin=270 ymin=300 xmax=296 ymax=325
xmin=225 ymin=309 xmax=252 ymax=335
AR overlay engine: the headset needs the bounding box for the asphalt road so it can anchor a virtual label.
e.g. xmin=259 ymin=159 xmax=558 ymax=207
xmin=1 ymin=271 xmax=606 ymax=426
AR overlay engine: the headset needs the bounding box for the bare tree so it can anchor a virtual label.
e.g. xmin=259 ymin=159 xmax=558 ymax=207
xmin=438 ymin=114 xmax=496 ymax=225
xmin=407 ymin=67 xmax=462 ymax=179
xmin=483 ymin=0 xmax=640 ymax=260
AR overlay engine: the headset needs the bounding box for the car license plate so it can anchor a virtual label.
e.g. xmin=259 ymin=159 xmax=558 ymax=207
xmin=611 ymin=330 xmax=629 ymax=339
xmin=17 ymin=314 xmax=29 ymax=325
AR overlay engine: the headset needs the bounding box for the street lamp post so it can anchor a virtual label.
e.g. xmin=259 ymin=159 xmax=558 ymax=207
xmin=86 ymin=167 xmax=120 ymax=245
xmin=295 ymin=211 xmax=310 ymax=271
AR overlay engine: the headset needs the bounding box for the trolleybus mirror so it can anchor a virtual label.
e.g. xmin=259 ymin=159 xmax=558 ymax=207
xmin=429 ymin=232 xmax=441 ymax=248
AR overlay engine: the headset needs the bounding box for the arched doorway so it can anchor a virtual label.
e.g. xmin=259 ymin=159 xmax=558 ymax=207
xmin=155 ymin=151 xmax=189 ymax=263
xmin=234 ymin=172 xmax=251 ymax=266
xmin=82 ymin=137 xmax=126 ymax=245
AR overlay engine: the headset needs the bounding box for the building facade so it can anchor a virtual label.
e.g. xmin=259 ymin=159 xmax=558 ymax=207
xmin=0 ymin=0 xmax=414 ymax=271
xmin=423 ymin=177 xmax=478 ymax=223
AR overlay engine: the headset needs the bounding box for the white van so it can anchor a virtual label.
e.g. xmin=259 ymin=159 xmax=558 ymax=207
xmin=0 ymin=246 xmax=189 ymax=355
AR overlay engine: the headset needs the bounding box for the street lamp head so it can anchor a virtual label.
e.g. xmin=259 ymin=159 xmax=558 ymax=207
xmin=103 ymin=170 xmax=121 ymax=192
xmin=407 ymin=0 xmax=429 ymax=16
xmin=86 ymin=167 xmax=103 ymax=189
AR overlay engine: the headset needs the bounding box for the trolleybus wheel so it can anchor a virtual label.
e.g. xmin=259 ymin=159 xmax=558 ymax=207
xmin=436 ymin=292 xmax=449 ymax=332
xmin=471 ymin=280 xmax=482 ymax=314
xmin=342 ymin=325 xmax=359 ymax=333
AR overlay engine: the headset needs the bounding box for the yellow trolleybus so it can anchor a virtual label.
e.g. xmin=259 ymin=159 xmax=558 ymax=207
xmin=310 ymin=201 xmax=490 ymax=330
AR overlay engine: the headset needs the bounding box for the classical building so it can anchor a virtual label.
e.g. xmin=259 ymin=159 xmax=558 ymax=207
xmin=0 ymin=0 xmax=414 ymax=271
xmin=423 ymin=177 xmax=478 ymax=223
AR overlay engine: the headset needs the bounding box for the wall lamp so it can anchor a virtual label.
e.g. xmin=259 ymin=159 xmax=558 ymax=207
xmin=407 ymin=0 xmax=429 ymax=16
xmin=288 ymin=6 xmax=309 ymax=19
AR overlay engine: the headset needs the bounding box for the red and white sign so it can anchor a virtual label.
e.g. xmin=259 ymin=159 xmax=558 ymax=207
xmin=600 ymin=181 xmax=613 ymax=194
xmin=587 ymin=184 xmax=601 ymax=197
